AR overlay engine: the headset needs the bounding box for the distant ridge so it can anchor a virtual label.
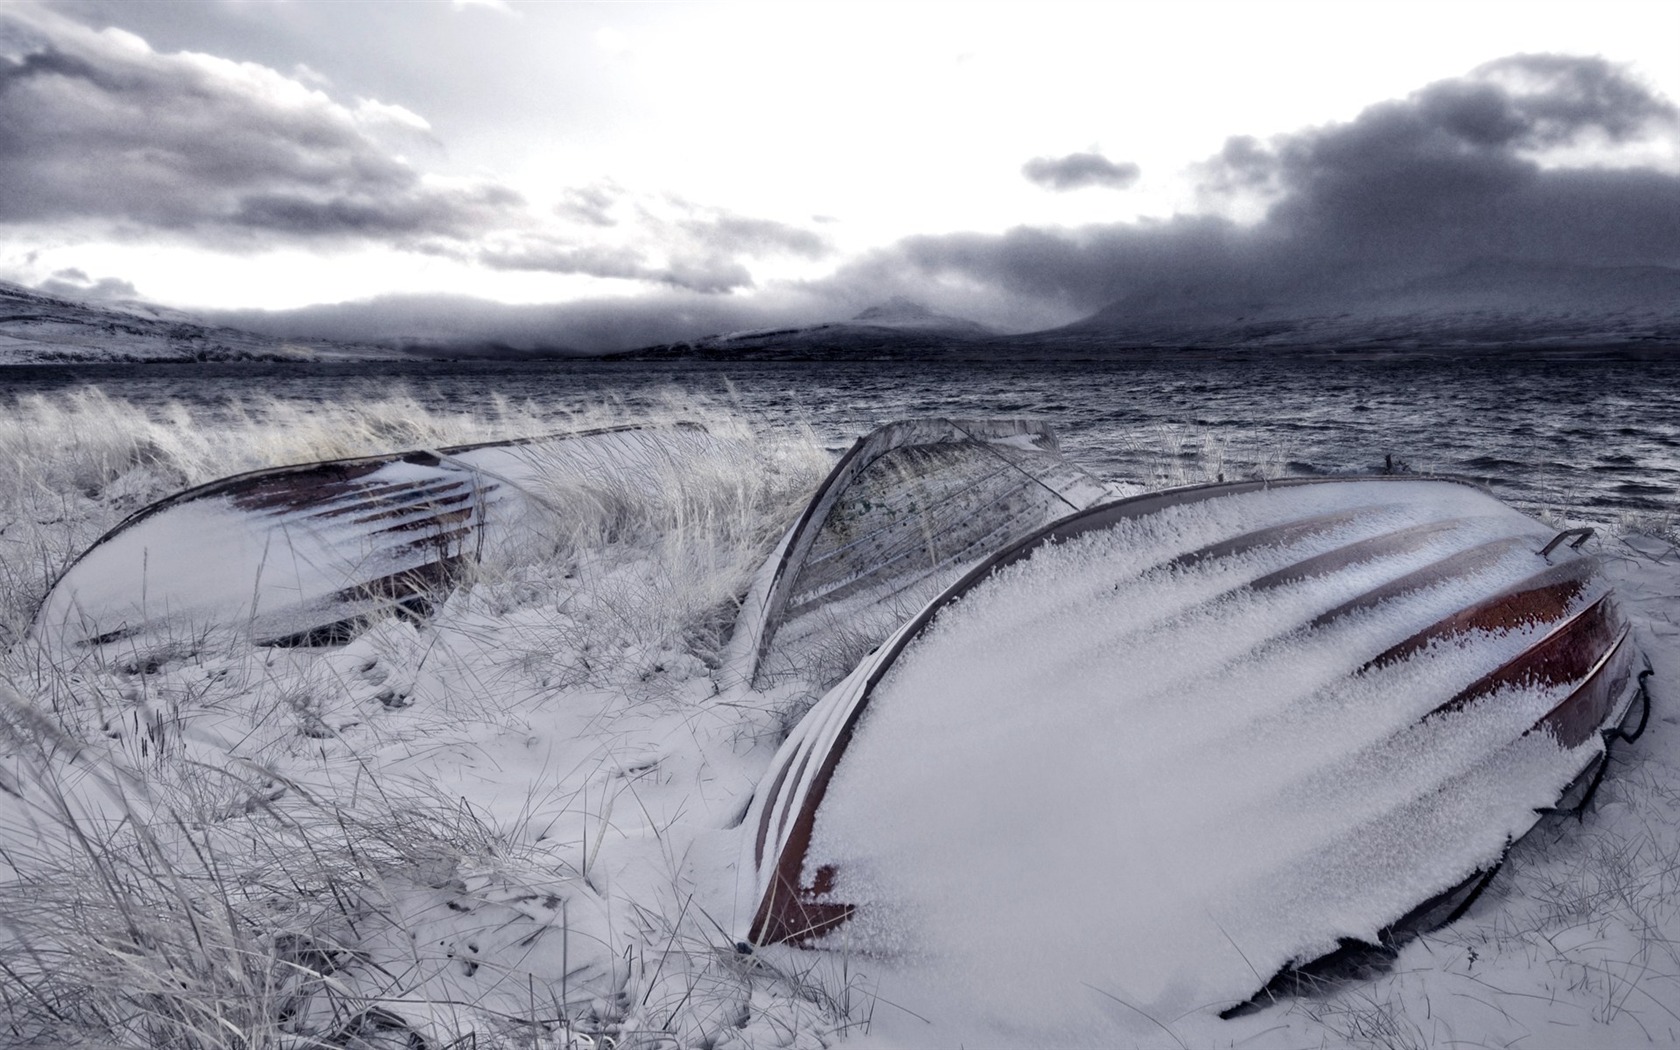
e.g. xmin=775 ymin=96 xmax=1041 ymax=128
xmin=849 ymin=296 xmax=990 ymax=332
xmin=618 ymin=297 xmax=995 ymax=360
xmin=0 ymin=280 xmax=403 ymax=365
xmin=9 ymin=259 xmax=1674 ymax=366
xmin=1032 ymin=259 xmax=1680 ymax=354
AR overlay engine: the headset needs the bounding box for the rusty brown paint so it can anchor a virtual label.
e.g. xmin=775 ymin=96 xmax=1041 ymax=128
xmin=753 ymin=868 xmax=855 ymax=946
xmin=292 ymin=478 xmax=469 ymax=523
xmin=1308 ymin=538 xmax=1528 ymax=629
xmin=1534 ymin=628 xmax=1636 ymax=748
xmin=325 ymin=558 xmax=464 ymax=605
xmin=227 ymin=461 xmax=395 ymax=515
xmin=90 ymin=422 xmax=665 ymax=543
xmin=749 ymin=701 xmax=873 ymax=945
xmin=1363 ymin=558 xmax=1598 ymax=671
xmin=750 ymin=763 xmax=856 ymax=945
xmin=1427 ymin=594 xmax=1626 ymax=722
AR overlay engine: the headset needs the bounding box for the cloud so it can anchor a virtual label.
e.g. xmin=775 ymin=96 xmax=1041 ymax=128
xmin=678 ymin=212 xmax=830 ymax=259
xmin=556 ymin=183 xmax=622 ymax=227
xmin=1239 ymin=54 xmax=1680 ymax=272
xmin=478 ymin=239 xmax=757 ymax=294
xmin=842 ymin=54 xmax=1680 ymax=327
xmin=1021 ymin=152 xmax=1141 ymax=191
xmin=479 ymin=243 xmax=651 ymax=280
xmin=0 ymin=5 xmax=811 ymax=297
xmin=0 ymin=6 xmax=521 ymax=246
xmin=484 ymin=195 xmax=831 ymax=292
xmin=217 ymin=286 xmax=832 ymax=353
xmin=477 ymin=239 xmax=753 ymax=294
xmin=37 ymin=266 xmax=138 ymax=300
xmin=224 ymin=55 xmax=1680 ymax=353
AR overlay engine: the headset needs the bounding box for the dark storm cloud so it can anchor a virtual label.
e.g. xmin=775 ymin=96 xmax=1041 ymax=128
xmin=0 ymin=8 xmax=521 ymax=245
xmin=842 ymin=54 xmax=1680 ymax=325
xmin=1021 ymin=152 xmax=1142 ymax=191
xmin=1211 ymin=54 xmax=1680 ymax=286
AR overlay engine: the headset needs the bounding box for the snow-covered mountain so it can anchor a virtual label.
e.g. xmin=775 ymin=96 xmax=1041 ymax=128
xmin=1031 ymin=260 xmax=1680 ymax=354
xmin=0 ymin=281 xmax=404 ymax=365
xmin=622 ymin=297 xmax=996 ymax=359
xmin=9 ymin=261 xmax=1673 ymax=367
xmin=624 ymin=265 xmax=1678 ymax=361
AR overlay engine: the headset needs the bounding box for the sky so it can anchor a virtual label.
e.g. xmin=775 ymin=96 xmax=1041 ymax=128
xmin=2 ymin=0 xmax=1678 ymax=351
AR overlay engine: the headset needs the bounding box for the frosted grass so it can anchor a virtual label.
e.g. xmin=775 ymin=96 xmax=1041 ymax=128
xmin=0 ymin=388 xmax=1676 ymax=1047
xmin=0 ymin=390 xmax=838 ymax=1048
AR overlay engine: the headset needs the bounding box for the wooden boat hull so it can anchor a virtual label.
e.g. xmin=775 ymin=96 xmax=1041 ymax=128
xmin=31 ymin=424 xmax=716 ymax=656
xmin=734 ymin=476 xmax=1647 ymax=1009
xmin=725 ymin=418 xmax=1109 ymax=690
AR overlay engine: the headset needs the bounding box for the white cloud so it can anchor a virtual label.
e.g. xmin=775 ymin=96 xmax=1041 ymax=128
xmin=354 ymin=97 xmax=432 ymax=133
xmin=0 ymin=6 xmax=516 ymax=243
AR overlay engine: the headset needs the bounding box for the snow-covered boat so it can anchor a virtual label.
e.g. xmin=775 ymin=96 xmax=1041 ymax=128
xmin=31 ymin=424 xmax=718 ymax=657
xmin=734 ymin=476 xmax=1650 ymax=1010
xmin=724 ymin=418 xmax=1110 ymax=690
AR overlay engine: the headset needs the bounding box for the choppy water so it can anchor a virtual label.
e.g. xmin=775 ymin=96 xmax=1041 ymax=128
xmin=3 ymin=355 xmax=1677 ymax=528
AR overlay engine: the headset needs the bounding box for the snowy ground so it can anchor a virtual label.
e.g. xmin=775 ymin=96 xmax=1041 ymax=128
xmin=0 ymin=391 xmax=1676 ymax=1048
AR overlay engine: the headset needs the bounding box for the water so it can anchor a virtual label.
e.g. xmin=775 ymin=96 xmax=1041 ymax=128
xmin=3 ymin=355 xmax=1677 ymax=527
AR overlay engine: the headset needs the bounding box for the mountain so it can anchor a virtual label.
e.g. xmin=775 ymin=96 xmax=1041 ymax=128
xmin=1030 ymin=260 xmax=1680 ymax=355
xmin=620 ymin=297 xmax=995 ymax=360
xmin=0 ymin=281 xmax=405 ymax=365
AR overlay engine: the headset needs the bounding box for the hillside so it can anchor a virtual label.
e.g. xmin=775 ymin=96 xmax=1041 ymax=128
xmin=0 ymin=281 xmax=405 ymax=365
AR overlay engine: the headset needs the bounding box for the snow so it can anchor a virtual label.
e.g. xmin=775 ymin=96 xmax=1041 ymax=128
xmin=2 ymin=416 xmax=1678 ymax=1048
xmin=758 ymin=480 xmax=1643 ymax=1043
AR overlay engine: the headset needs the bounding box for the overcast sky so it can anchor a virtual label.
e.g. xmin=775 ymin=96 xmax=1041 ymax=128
xmin=2 ymin=0 xmax=1678 ymax=350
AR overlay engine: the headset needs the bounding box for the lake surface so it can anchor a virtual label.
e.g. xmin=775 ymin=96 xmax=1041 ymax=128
xmin=3 ymin=355 xmax=1677 ymax=528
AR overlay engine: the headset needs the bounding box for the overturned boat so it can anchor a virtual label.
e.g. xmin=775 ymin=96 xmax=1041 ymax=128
xmin=735 ymin=475 xmax=1649 ymax=1012
xmin=31 ymin=424 xmax=719 ymax=656
xmin=724 ymin=418 xmax=1111 ymax=690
